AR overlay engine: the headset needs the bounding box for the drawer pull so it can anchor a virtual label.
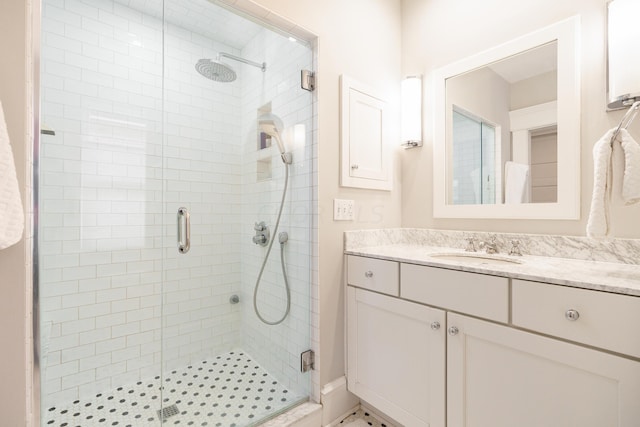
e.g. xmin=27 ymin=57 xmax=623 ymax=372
xmin=431 ymin=321 xmax=441 ymax=331
xmin=448 ymin=326 xmax=459 ymax=336
xmin=565 ymin=309 xmax=580 ymax=321
xmin=364 ymin=270 xmax=374 ymax=278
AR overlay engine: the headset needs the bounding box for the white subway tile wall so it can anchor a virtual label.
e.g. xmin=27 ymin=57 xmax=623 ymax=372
xmin=238 ymin=28 xmax=314 ymax=396
xmin=40 ymin=0 xmax=315 ymax=411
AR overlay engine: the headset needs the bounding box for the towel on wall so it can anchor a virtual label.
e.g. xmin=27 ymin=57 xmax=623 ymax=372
xmin=586 ymin=129 xmax=614 ymax=237
xmin=587 ymin=127 xmax=640 ymax=237
xmin=504 ymin=161 xmax=530 ymax=204
xmin=0 ymin=101 xmax=24 ymax=249
xmin=618 ymin=129 xmax=640 ymax=205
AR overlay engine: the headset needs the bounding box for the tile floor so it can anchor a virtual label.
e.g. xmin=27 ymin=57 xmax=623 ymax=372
xmin=338 ymin=408 xmax=395 ymax=427
xmin=44 ymin=350 xmax=305 ymax=427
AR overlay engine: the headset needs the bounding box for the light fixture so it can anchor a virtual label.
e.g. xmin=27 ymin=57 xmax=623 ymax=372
xmin=607 ymin=0 xmax=640 ymax=110
xmin=401 ymin=75 xmax=422 ymax=148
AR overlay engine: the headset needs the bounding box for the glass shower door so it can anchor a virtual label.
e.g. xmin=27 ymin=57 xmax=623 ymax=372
xmin=158 ymin=0 xmax=314 ymax=425
xmin=39 ymin=0 xmax=313 ymax=424
xmin=38 ymin=0 xmax=166 ymax=423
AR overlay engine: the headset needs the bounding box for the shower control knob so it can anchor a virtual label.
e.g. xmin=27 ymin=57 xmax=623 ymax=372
xmin=252 ymin=235 xmax=267 ymax=245
xmin=254 ymin=222 xmax=266 ymax=231
xmin=364 ymin=270 xmax=373 ymax=278
xmin=430 ymin=321 xmax=441 ymax=331
xmin=448 ymin=326 xmax=459 ymax=336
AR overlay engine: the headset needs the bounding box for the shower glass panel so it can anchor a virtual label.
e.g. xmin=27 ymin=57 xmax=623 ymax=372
xmin=38 ymin=0 xmax=313 ymax=425
xmin=452 ymin=110 xmax=496 ymax=204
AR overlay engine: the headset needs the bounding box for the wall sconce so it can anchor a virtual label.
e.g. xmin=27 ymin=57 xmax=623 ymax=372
xmin=401 ymin=75 xmax=422 ymax=148
xmin=607 ymin=0 xmax=640 ymax=110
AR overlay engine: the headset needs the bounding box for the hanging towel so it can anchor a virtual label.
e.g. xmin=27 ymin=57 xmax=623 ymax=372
xmin=611 ymin=132 xmax=626 ymax=206
xmin=504 ymin=161 xmax=530 ymax=204
xmin=619 ymin=129 xmax=640 ymax=204
xmin=0 ymin=101 xmax=24 ymax=249
xmin=587 ymin=129 xmax=615 ymax=237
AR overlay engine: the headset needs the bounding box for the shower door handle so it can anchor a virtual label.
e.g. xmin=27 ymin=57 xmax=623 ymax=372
xmin=177 ymin=207 xmax=191 ymax=254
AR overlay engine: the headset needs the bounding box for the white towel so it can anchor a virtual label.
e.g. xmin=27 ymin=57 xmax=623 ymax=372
xmin=588 ymin=128 xmax=640 ymax=237
xmin=0 ymin=101 xmax=24 ymax=249
xmin=587 ymin=129 xmax=614 ymax=237
xmin=619 ymin=129 xmax=640 ymax=204
xmin=504 ymin=161 xmax=530 ymax=204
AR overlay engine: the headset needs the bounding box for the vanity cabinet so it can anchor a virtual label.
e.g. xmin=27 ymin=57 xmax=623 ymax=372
xmin=346 ymin=286 xmax=445 ymax=427
xmin=447 ymin=312 xmax=640 ymax=427
xmin=345 ymin=255 xmax=640 ymax=427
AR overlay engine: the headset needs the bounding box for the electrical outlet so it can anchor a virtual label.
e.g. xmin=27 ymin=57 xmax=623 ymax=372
xmin=334 ymin=199 xmax=355 ymax=221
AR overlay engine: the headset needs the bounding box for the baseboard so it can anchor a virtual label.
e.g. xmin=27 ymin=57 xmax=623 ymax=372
xmin=320 ymin=376 xmax=360 ymax=426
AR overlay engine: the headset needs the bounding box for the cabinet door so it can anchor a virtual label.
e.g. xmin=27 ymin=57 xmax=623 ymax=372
xmin=340 ymin=75 xmax=391 ymax=190
xmin=347 ymin=286 xmax=445 ymax=427
xmin=447 ymin=313 xmax=640 ymax=427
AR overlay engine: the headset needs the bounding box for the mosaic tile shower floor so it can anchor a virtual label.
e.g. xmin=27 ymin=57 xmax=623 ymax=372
xmin=44 ymin=350 xmax=305 ymax=427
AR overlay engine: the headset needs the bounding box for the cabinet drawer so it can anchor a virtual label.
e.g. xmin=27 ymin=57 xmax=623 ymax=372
xmin=512 ymin=279 xmax=640 ymax=358
xmin=401 ymin=263 xmax=509 ymax=323
xmin=347 ymin=255 xmax=399 ymax=296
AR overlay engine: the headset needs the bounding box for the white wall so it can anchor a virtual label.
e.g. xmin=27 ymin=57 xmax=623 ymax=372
xmin=510 ymin=71 xmax=557 ymax=110
xmin=250 ymin=0 xmax=404 ymax=388
xmin=0 ymin=0 xmax=30 ymax=425
xmin=401 ymin=0 xmax=640 ymax=238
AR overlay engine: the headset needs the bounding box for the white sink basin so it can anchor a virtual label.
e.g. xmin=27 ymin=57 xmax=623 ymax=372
xmin=429 ymin=252 xmax=522 ymax=265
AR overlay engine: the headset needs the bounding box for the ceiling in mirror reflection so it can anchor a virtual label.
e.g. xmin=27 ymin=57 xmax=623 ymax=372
xmin=487 ymin=42 xmax=557 ymax=83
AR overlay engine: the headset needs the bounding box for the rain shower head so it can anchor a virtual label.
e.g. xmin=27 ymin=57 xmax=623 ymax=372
xmin=195 ymin=52 xmax=266 ymax=83
xmin=195 ymin=58 xmax=237 ymax=82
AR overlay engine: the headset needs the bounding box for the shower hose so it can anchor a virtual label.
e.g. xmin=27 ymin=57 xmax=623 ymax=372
xmin=253 ymin=163 xmax=291 ymax=325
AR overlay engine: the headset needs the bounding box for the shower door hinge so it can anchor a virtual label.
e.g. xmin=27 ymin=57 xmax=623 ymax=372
xmin=301 ymin=350 xmax=315 ymax=372
xmin=301 ymin=70 xmax=315 ymax=92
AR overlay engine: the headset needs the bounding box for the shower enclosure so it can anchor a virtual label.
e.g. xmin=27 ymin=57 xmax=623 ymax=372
xmin=37 ymin=0 xmax=314 ymax=425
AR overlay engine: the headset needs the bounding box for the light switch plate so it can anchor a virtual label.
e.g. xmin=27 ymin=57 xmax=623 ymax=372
xmin=334 ymin=199 xmax=355 ymax=221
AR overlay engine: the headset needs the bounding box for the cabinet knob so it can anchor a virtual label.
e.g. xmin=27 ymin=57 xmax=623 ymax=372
xmin=430 ymin=321 xmax=441 ymax=331
xmin=448 ymin=326 xmax=459 ymax=336
xmin=364 ymin=270 xmax=373 ymax=278
xmin=565 ymin=309 xmax=580 ymax=321
xmin=351 ymin=164 xmax=359 ymax=170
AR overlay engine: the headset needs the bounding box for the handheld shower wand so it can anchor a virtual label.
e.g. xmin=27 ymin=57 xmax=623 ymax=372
xmin=258 ymin=113 xmax=292 ymax=164
xmin=253 ymin=112 xmax=292 ymax=325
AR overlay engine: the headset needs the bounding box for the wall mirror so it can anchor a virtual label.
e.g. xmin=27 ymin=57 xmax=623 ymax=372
xmin=433 ymin=17 xmax=580 ymax=219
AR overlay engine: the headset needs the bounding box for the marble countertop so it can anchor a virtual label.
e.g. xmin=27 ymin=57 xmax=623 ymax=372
xmin=345 ymin=244 xmax=640 ymax=297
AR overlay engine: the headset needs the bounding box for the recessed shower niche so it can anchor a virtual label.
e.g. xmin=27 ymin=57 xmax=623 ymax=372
xmin=36 ymin=0 xmax=314 ymax=425
xmin=257 ymin=103 xmax=273 ymax=181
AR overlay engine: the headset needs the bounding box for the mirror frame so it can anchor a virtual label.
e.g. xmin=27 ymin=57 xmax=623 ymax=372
xmin=433 ymin=16 xmax=580 ymax=219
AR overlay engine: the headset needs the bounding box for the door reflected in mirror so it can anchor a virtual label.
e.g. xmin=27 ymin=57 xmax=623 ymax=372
xmin=447 ymin=41 xmax=558 ymax=205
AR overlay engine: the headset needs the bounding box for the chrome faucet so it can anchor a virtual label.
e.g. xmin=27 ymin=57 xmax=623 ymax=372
xmin=508 ymin=239 xmax=523 ymax=256
xmin=464 ymin=237 xmax=477 ymax=252
xmin=479 ymin=235 xmax=499 ymax=254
